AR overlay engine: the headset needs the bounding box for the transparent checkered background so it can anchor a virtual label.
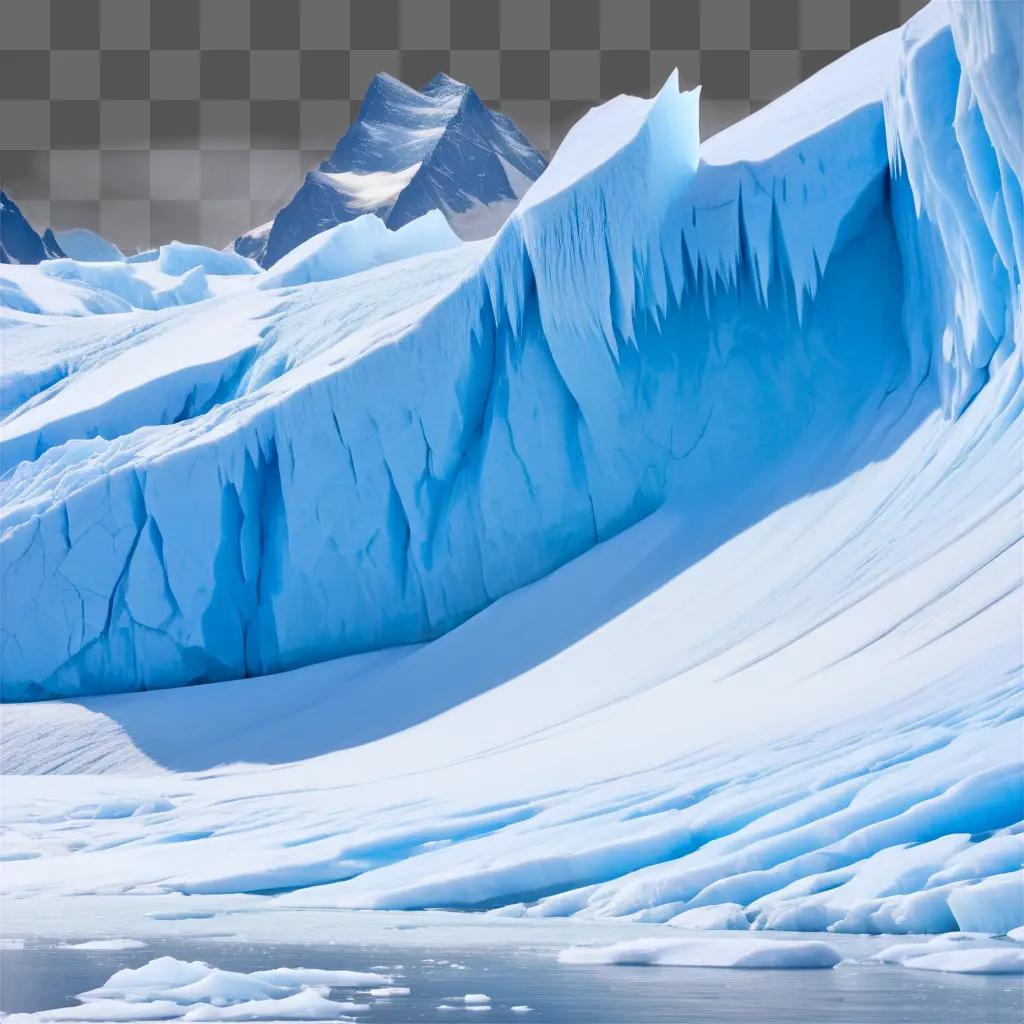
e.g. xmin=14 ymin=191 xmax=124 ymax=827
xmin=0 ymin=0 xmax=927 ymax=252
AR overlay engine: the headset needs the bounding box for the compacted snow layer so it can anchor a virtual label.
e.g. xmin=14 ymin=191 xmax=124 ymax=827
xmin=0 ymin=1 xmax=1021 ymax=939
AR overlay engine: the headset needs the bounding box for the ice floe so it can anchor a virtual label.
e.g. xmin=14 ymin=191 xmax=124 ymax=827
xmin=558 ymin=936 xmax=842 ymax=969
xmin=3 ymin=956 xmax=393 ymax=1024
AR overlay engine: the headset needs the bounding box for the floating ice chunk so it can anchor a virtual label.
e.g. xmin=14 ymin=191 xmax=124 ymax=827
xmin=251 ymin=967 xmax=391 ymax=988
xmin=902 ymin=947 xmax=1024 ymax=975
xmin=47 ymin=1000 xmax=210 ymax=1020
xmin=873 ymin=933 xmax=1024 ymax=974
xmin=436 ymin=994 xmax=493 ymax=1012
xmin=78 ymin=956 xmax=388 ymax=1005
xmin=32 ymin=999 xmax=185 ymax=1020
xmin=510 ymin=1008 xmax=532 ymax=1014
xmin=24 ymin=957 xmax=384 ymax=1023
xmin=82 ymin=957 xmax=211 ymax=999
xmin=179 ymin=988 xmax=366 ymax=1019
xmin=667 ymin=903 xmax=750 ymax=930
xmin=157 ymin=968 xmax=287 ymax=1005
xmin=873 ymin=934 xmax=982 ymax=965
xmin=257 ymin=210 xmax=460 ymax=290
xmin=559 ymin=937 xmax=841 ymax=969
xmin=367 ymin=986 xmax=410 ymax=996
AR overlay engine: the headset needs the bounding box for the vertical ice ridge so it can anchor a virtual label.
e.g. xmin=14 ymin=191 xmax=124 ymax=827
xmin=884 ymin=2 xmax=1022 ymax=417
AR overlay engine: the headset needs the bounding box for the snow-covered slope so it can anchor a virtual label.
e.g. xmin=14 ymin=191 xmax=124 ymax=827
xmin=258 ymin=209 xmax=461 ymax=289
xmin=254 ymin=73 xmax=547 ymax=265
xmin=0 ymin=1 xmax=1021 ymax=937
xmin=0 ymin=241 xmax=259 ymax=329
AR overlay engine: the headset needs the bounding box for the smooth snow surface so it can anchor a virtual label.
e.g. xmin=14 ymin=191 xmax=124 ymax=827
xmin=1 ymin=0 xmax=1022 ymax=941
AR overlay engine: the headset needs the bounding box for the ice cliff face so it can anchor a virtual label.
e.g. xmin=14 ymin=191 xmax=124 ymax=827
xmin=253 ymin=72 xmax=548 ymax=266
xmin=1 ymin=2 xmax=1020 ymax=704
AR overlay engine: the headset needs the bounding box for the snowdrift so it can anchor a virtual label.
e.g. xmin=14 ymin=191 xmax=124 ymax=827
xmin=0 ymin=1 xmax=1021 ymax=937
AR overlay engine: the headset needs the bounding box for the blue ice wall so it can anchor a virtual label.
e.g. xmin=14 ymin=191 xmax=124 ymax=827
xmin=1 ymin=5 xmax=1020 ymax=701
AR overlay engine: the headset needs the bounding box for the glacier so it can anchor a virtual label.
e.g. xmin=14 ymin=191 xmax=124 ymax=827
xmin=0 ymin=0 xmax=1021 ymax=943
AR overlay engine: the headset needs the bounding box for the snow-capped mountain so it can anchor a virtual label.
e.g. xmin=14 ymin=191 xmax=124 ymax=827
xmin=250 ymin=72 xmax=547 ymax=266
xmin=0 ymin=191 xmax=61 ymax=264
xmin=1 ymin=0 xmax=1022 ymax=945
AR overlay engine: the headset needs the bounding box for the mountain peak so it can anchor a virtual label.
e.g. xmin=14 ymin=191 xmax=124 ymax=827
xmin=422 ymin=72 xmax=470 ymax=98
xmin=255 ymin=71 xmax=547 ymax=266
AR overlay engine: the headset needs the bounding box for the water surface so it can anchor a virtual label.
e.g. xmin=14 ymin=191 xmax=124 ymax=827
xmin=3 ymin=937 xmax=1021 ymax=1022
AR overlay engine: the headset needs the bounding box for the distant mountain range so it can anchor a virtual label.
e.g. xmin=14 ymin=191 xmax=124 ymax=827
xmin=241 ymin=73 xmax=548 ymax=267
xmin=2 ymin=73 xmax=546 ymax=270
